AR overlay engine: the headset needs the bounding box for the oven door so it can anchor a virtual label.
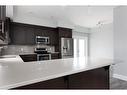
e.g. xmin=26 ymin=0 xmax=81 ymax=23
xmin=37 ymin=54 xmax=51 ymax=61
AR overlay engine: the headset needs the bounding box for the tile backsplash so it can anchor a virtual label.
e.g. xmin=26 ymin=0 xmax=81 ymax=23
xmin=1 ymin=45 xmax=55 ymax=55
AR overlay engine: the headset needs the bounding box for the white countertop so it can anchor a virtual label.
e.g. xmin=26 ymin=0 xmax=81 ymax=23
xmin=0 ymin=55 xmax=23 ymax=62
xmin=0 ymin=56 xmax=113 ymax=89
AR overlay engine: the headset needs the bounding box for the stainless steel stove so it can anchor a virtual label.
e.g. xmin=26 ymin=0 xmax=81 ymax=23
xmin=34 ymin=48 xmax=51 ymax=61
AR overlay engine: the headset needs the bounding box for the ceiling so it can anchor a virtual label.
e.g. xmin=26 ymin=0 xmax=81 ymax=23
xmin=13 ymin=6 xmax=114 ymax=28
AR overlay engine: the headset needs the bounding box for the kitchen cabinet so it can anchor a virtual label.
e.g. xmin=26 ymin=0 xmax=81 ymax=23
xmin=49 ymin=30 xmax=58 ymax=45
xmin=13 ymin=77 xmax=67 ymax=89
xmin=10 ymin=23 xmax=35 ymax=45
xmin=10 ymin=23 xmax=26 ymax=45
xmin=34 ymin=26 xmax=57 ymax=45
xmin=25 ymin=26 xmax=35 ymax=45
xmin=34 ymin=27 xmax=44 ymax=37
xmin=57 ymin=27 xmax=72 ymax=38
xmin=68 ymin=66 xmax=109 ymax=89
xmin=10 ymin=22 xmax=58 ymax=45
xmin=12 ymin=66 xmax=109 ymax=89
xmin=10 ymin=22 xmax=73 ymax=46
xmin=51 ymin=53 xmax=60 ymax=59
xmin=0 ymin=6 xmax=6 ymax=21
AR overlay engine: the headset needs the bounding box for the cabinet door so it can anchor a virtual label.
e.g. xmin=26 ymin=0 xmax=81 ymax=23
xmin=51 ymin=53 xmax=59 ymax=59
xmin=34 ymin=27 xmax=58 ymax=45
xmin=13 ymin=77 xmax=67 ymax=89
xmin=34 ymin=27 xmax=44 ymax=37
xmin=10 ymin=23 xmax=35 ymax=45
xmin=68 ymin=66 xmax=109 ymax=89
xmin=49 ymin=30 xmax=58 ymax=45
xmin=25 ymin=26 xmax=35 ymax=45
xmin=57 ymin=27 xmax=72 ymax=38
xmin=10 ymin=24 xmax=26 ymax=45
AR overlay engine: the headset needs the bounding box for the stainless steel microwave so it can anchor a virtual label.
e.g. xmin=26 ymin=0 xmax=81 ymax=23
xmin=36 ymin=36 xmax=49 ymax=44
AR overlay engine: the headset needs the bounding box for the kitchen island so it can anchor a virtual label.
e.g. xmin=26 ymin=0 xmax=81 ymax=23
xmin=0 ymin=56 xmax=113 ymax=89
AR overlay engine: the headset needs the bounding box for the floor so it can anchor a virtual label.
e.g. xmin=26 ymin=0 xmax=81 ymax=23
xmin=110 ymin=77 xmax=127 ymax=89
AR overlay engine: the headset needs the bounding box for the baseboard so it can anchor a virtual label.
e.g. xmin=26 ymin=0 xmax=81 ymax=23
xmin=113 ymin=74 xmax=127 ymax=81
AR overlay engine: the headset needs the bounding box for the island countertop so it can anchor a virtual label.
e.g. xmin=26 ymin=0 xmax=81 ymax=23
xmin=0 ymin=56 xmax=113 ymax=89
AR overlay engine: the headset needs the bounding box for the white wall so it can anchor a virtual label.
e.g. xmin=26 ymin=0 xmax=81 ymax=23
xmin=73 ymin=25 xmax=90 ymax=33
xmin=72 ymin=31 xmax=89 ymax=38
xmin=13 ymin=15 xmax=57 ymax=28
xmin=6 ymin=6 xmax=13 ymax=18
xmin=113 ymin=6 xmax=127 ymax=80
xmin=9 ymin=6 xmax=91 ymax=33
xmin=13 ymin=6 xmax=57 ymax=27
xmin=90 ymin=23 xmax=113 ymax=59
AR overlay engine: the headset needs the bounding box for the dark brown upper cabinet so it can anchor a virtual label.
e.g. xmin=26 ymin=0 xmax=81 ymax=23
xmin=10 ymin=24 xmax=26 ymax=45
xmin=24 ymin=25 xmax=35 ymax=45
xmin=10 ymin=23 xmax=72 ymax=46
xmin=0 ymin=6 xmax=6 ymax=21
xmin=34 ymin=26 xmax=57 ymax=45
xmin=57 ymin=27 xmax=72 ymax=38
xmin=10 ymin=22 xmax=58 ymax=45
xmin=10 ymin=23 xmax=35 ymax=45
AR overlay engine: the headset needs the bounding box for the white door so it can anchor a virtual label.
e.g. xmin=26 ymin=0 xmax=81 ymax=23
xmin=73 ymin=37 xmax=88 ymax=57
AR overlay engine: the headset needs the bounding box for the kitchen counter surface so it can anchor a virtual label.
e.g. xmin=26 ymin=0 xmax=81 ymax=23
xmin=0 ymin=56 xmax=113 ymax=89
xmin=0 ymin=55 xmax=23 ymax=62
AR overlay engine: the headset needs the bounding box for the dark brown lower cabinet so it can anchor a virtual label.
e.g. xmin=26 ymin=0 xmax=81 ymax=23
xmin=68 ymin=66 xmax=109 ymax=89
xmin=12 ymin=66 xmax=109 ymax=89
xmin=51 ymin=53 xmax=60 ymax=60
xmin=13 ymin=77 xmax=67 ymax=89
